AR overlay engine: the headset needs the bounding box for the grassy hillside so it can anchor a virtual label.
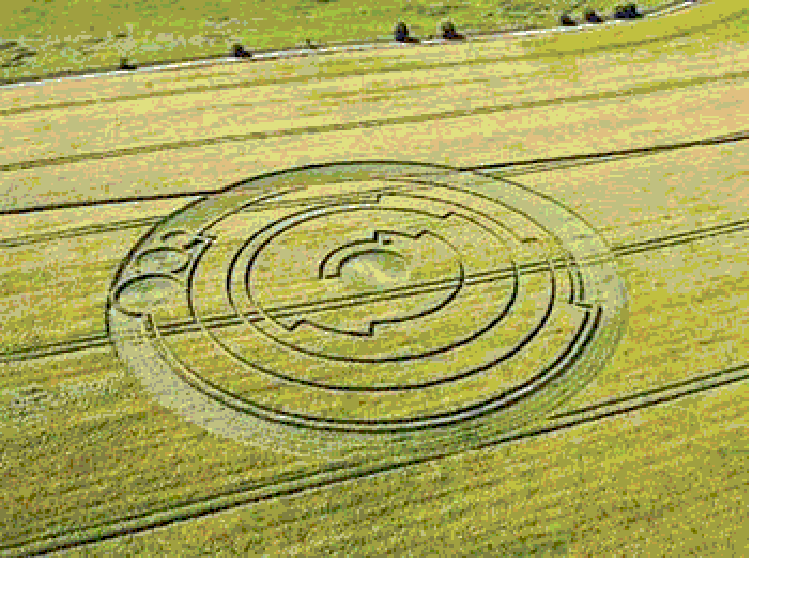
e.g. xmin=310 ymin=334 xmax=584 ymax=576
xmin=1 ymin=0 xmax=673 ymax=79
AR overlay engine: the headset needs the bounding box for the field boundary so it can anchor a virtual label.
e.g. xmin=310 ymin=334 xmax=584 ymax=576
xmin=0 ymin=3 xmax=747 ymax=119
xmin=0 ymin=1 xmax=700 ymax=89
xmin=0 ymin=361 xmax=748 ymax=557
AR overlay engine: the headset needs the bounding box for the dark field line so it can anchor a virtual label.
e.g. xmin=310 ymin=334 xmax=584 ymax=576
xmin=481 ymin=132 xmax=749 ymax=177
xmin=0 ymin=70 xmax=748 ymax=175
xmin=0 ymin=218 xmax=748 ymax=364
xmin=0 ymin=129 xmax=748 ymax=220
xmin=0 ymin=192 xmax=205 ymax=218
xmin=472 ymin=130 xmax=748 ymax=176
xmin=0 ymin=215 xmax=164 ymax=249
xmin=611 ymin=218 xmax=749 ymax=257
xmin=0 ymin=361 xmax=748 ymax=557
xmin=0 ymin=4 xmax=745 ymax=115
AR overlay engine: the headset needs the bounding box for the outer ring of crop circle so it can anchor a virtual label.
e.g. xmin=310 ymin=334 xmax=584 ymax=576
xmin=107 ymin=160 xmax=628 ymax=444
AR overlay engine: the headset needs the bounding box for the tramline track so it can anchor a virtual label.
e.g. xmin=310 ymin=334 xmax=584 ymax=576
xmin=0 ymin=361 xmax=747 ymax=557
xmin=0 ymin=129 xmax=748 ymax=221
xmin=0 ymin=70 xmax=748 ymax=175
xmin=0 ymin=217 xmax=748 ymax=364
xmin=0 ymin=130 xmax=748 ymax=364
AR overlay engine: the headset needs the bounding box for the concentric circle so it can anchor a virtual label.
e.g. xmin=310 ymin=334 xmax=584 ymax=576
xmin=107 ymin=162 xmax=628 ymax=454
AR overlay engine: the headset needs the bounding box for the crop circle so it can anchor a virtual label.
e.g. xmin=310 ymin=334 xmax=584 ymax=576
xmin=107 ymin=162 xmax=628 ymax=454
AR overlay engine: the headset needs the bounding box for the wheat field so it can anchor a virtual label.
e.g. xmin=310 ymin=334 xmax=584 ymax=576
xmin=0 ymin=0 xmax=748 ymax=557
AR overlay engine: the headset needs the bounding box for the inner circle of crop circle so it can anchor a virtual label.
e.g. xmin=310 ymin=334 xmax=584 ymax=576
xmin=228 ymin=202 xmax=528 ymax=367
xmin=107 ymin=161 xmax=628 ymax=448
